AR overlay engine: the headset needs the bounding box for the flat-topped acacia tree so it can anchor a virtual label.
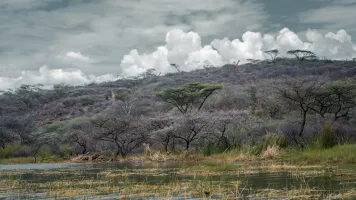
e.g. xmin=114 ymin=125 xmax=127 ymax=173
xmin=287 ymin=50 xmax=316 ymax=63
xmin=155 ymin=82 xmax=223 ymax=114
xmin=265 ymin=49 xmax=279 ymax=61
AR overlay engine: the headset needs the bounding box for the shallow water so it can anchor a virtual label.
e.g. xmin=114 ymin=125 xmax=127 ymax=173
xmin=1 ymin=161 xmax=356 ymax=199
xmin=0 ymin=163 xmax=80 ymax=170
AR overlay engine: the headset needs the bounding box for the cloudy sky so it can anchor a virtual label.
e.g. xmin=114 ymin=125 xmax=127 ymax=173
xmin=1 ymin=0 xmax=356 ymax=90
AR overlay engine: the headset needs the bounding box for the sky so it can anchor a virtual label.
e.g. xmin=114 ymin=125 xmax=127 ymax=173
xmin=1 ymin=0 xmax=356 ymax=90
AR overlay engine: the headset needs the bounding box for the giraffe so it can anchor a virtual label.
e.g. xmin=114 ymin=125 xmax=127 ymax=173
xmin=234 ymin=60 xmax=240 ymax=69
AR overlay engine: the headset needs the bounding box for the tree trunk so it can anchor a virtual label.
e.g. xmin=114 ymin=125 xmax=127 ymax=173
xmin=185 ymin=141 xmax=190 ymax=150
xmin=298 ymin=109 xmax=307 ymax=149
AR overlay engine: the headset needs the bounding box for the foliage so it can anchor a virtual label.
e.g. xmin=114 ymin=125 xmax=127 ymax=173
xmin=265 ymin=49 xmax=279 ymax=61
xmin=59 ymin=144 xmax=73 ymax=158
xmin=155 ymin=82 xmax=223 ymax=114
xmin=0 ymin=144 xmax=22 ymax=158
xmin=1 ymin=59 xmax=356 ymax=160
xmin=287 ymin=50 xmax=316 ymax=63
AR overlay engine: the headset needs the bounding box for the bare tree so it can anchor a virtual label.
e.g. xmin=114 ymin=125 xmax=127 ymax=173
xmin=145 ymin=114 xmax=175 ymax=153
xmin=92 ymin=115 xmax=147 ymax=158
xmin=208 ymin=111 xmax=239 ymax=149
xmin=65 ymin=120 xmax=95 ymax=154
xmin=172 ymin=112 xmax=210 ymax=150
xmin=115 ymin=89 xmax=140 ymax=116
xmin=277 ymin=78 xmax=320 ymax=147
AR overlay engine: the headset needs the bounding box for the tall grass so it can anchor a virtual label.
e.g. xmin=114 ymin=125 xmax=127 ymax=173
xmin=317 ymin=124 xmax=336 ymax=149
xmin=285 ymin=144 xmax=356 ymax=164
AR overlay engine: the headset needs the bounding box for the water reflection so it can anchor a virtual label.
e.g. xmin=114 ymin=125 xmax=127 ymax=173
xmin=0 ymin=161 xmax=356 ymax=199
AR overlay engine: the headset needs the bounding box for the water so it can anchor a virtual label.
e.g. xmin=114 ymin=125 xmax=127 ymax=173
xmin=0 ymin=161 xmax=355 ymax=199
xmin=0 ymin=163 xmax=80 ymax=170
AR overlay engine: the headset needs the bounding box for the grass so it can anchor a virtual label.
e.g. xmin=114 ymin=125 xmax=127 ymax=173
xmin=0 ymin=156 xmax=66 ymax=164
xmin=1 ymin=164 xmax=356 ymax=199
xmin=2 ymin=143 xmax=356 ymax=166
xmin=281 ymin=144 xmax=356 ymax=164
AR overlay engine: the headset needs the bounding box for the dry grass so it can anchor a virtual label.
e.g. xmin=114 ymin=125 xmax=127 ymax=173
xmin=260 ymin=145 xmax=279 ymax=160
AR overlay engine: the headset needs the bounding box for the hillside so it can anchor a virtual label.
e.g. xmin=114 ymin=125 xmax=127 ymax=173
xmin=1 ymin=58 xmax=356 ymax=159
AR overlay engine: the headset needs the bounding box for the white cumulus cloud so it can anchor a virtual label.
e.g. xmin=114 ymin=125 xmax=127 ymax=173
xmin=65 ymin=52 xmax=92 ymax=62
xmin=119 ymin=27 xmax=356 ymax=77
xmin=0 ymin=66 xmax=118 ymax=91
xmin=2 ymin=27 xmax=356 ymax=91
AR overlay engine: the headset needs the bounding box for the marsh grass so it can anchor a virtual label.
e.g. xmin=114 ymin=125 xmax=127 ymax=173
xmin=0 ymin=156 xmax=65 ymax=164
xmin=283 ymin=144 xmax=356 ymax=164
xmin=1 ymin=144 xmax=356 ymax=199
xmin=1 ymin=164 xmax=356 ymax=199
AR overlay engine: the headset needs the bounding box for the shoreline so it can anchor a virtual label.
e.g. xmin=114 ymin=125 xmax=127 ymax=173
xmin=1 ymin=143 xmax=356 ymax=166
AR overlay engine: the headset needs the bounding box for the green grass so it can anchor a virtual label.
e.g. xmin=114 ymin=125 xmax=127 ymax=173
xmin=281 ymin=144 xmax=356 ymax=164
xmin=185 ymin=163 xmax=241 ymax=173
xmin=0 ymin=156 xmax=66 ymax=164
xmin=0 ymin=157 xmax=36 ymax=164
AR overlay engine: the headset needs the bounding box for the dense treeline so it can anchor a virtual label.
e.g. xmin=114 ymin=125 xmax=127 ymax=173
xmin=1 ymin=56 xmax=356 ymax=160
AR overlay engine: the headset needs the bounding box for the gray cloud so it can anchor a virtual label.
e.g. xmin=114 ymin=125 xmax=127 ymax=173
xmin=298 ymin=1 xmax=356 ymax=36
xmin=0 ymin=0 xmax=268 ymax=78
xmin=1 ymin=0 xmax=356 ymax=90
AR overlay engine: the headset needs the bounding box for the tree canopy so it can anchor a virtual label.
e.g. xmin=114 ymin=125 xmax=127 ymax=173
xmin=265 ymin=49 xmax=279 ymax=61
xmin=155 ymin=82 xmax=223 ymax=114
xmin=287 ymin=50 xmax=316 ymax=63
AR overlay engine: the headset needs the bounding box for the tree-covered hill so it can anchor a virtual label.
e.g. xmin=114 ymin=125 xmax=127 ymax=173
xmin=1 ymin=58 xmax=356 ymax=159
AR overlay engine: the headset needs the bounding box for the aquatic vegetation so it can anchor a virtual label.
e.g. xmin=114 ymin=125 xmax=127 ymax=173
xmin=1 ymin=161 xmax=356 ymax=199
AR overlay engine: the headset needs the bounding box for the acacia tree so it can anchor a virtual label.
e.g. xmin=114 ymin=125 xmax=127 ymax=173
xmin=207 ymin=111 xmax=239 ymax=150
xmin=172 ymin=112 xmax=210 ymax=150
xmin=314 ymin=79 xmax=356 ymax=120
xmin=145 ymin=114 xmax=175 ymax=153
xmin=92 ymin=115 xmax=147 ymax=158
xmin=155 ymin=82 xmax=223 ymax=114
xmin=287 ymin=50 xmax=316 ymax=63
xmin=115 ymin=89 xmax=140 ymax=116
xmin=170 ymin=63 xmax=181 ymax=73
xmin=265 ymin=49 xmax=279 ymax=61
xmin=278 ymin=78 xmax=320 ymax=147
xmin=65 ymin=120 xmax=95 ymax=154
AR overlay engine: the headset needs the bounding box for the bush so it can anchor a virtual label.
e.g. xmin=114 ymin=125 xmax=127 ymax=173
xmin=0 ymin=144 xmax=22 ymax=158
xmin=59 ymin=144 xmax=73 ymax=158
xmin=36 ymin=146 xmax=52 ymax=160
xmin=262 ymin=132 xmax=287 ymax=150
xmin=201 ymin=141 xmax=228 ymax=156
xmin=78 ymin=97 xmax=95 ymax=106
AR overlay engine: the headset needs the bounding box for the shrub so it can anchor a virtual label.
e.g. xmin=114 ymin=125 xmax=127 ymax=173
xmin=201 ymin=141 xmax=228 ymax=156
xmin=59 ymin=144 xmax=73 ymax=158
xmin=262 ymin=132 xmax=287 ymax=150
xmin=0 ymin=144 xmax=22 ymax=158
xmin=36 ymin=146 xmax=52 ymax=160
xmin=78 ymin=97 xmax=95 ymax=106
